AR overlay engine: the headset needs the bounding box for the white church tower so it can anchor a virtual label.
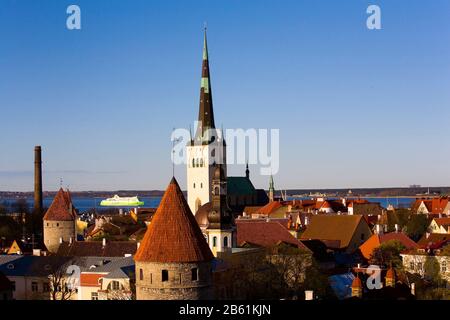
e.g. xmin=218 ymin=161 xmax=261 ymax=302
xmin=187 ymin=29 xmax=226 ymax=215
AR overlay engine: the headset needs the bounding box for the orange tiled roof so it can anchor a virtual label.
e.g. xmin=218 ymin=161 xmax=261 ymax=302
xmin=80 ymin=273 xmax=105 ymax=287
xmin=256 ymin=201 xmax=283 ymax=216
xmin=359 ymin=232 xmax=418 ymax=260
xmin=134 ymin=177 xmax=214 ymax=263
xmin=43 ymin=188 xmax=76 ymax=221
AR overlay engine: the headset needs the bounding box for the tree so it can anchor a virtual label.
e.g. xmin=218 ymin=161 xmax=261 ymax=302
xmin=369 ymin=240 xmax=406 ymax=269
xmin=266 ymin=243 xmax=313 ymax=299
xmin=49 ymin=260 xmax=78 ymax=300
xmin=406 ymin=214 xmax=429 ymax=241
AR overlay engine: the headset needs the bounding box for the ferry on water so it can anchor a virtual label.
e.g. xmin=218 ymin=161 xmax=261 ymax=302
xmin=100 ymin=195 xmax=144 ymax=207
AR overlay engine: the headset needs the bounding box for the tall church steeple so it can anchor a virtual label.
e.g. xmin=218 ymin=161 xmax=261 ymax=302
xmin=187 ymin=29 xmax=226 ymax=215
xmin=195 ymin=28 xmax=216 ymax=144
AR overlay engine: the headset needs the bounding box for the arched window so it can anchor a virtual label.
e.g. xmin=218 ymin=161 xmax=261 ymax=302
xmin=200 ymin=183 xmax=203 ymax=188
xmin=192 ymin=158 xmax=195 ymax=168
xmin=212 ymin=236 xmax=217 ymax=247
xmin=224 ymin=236 xmax=228 ymax=247
xmin=200 ymin=158 xmax=204 ymax=167
xmin=193 ymin=183 xmax=196 ymax=189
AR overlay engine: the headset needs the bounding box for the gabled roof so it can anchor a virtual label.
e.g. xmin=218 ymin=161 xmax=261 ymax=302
xmin=255 ymin=201 xmax=283 ymax=216
xmin=300 ymin=215 xmax=370 ymax=249
xmin=417 ymin=233 xmax=450 ymax=247
xmin=43 ymin=188 xmax=76 ymax=221
xmin=134 ymin=177 xmax=214 ymax=263
xmin=227 ymin=177 xmax=256 ymax=195
xmin=351 ymin=203 xmax=383 ymax=216
xmin=359 ymin=232 xmax=419 ymax=260
xmin=433 ymin=217 xmax=450 ymax=228
xmin=236 ymin=220 xmax=310 ymax=251
xmin=56 ymin=241 xmax=137 ymax=257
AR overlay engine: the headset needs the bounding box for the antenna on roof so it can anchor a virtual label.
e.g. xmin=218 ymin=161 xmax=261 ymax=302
xmin=60 ymin=177 xmax=63 ymax=188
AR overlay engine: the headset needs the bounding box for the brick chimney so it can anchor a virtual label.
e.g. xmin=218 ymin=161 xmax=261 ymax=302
xmin=34 ymin=146 xmax=43 ymax=216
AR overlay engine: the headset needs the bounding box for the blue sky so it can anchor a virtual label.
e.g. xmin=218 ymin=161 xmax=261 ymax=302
xmin=1 ymin=0 xmax=449 ymax=191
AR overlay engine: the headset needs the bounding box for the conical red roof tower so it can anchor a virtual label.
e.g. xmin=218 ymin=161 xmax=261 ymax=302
xmin=43 ymin=188 xmax=76 ymax=221
xmin=135 ymin=177 xmax=214 ymax=263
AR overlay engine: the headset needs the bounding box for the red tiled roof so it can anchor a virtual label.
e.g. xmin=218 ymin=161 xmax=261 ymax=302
xmin=417 ymin=233 xmax=450 ymax=247
xmin=412 ymin=197 xmax=449 ymax=214
xmin=434 ymin=217 xmax=450 ymax=227
xmin=80 ymin=273 xmax=105 ymax=287
xmin=236 ymin=220 xmax=310 ymax=251
xmin=43 ymin=188 xmax=76 ymax=221
xmin=134 ymin=177 xmax=214 ymax=263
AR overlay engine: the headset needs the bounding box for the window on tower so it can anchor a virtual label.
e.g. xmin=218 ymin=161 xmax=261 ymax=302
xmin=192 ymin=158 xmax=195 ymax=168
xmin=213 ymin=236 xmax=217 ymax=247
xmin=224 ymin=236 xmax=228 ymax=247
xmin=200 ymin=158 xmax=204 ymax=167
xmin=162 ymin=270 xmax=169 ymax=282
xmin=191 ymin=268 xmax=198 ymax=281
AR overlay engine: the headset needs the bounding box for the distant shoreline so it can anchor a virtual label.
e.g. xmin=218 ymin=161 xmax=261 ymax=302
xmin=1 ymin=186 xmax=449 ymax=199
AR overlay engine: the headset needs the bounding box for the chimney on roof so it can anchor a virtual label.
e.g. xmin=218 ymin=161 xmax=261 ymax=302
xmin=439 ymin=213 xmax=442 ymax=218
xmin=411 ymin=283 xmax=415 ymax=296
xmin=357 ymin=263 xmax=361 ymax=269
xmin=137 ymin=242 xmax=140 ymax=249
xmin=375 ymin=224 xmax=383 ymax=235
xmin=342 ymin=198 xmax=346 ymax=207
xmin=34 ymin=146 xmax=43 ymax=217
xmin=59 ymin=237 xmax=63 ymax=244
xmin=304 ymin=216 xmax=309 ymax=226
xmin=266 ymin=218 xmax=270 ymax=223
xmin=69 ymin=237 xmax=73 ymax=244
xmin=102 ymin=238 xmax=106 ymax=247
xmin=426 ymin=232 xmax=430 ymax=239
xmin=395 ymin=224 xmax=399 ymax=233
xmin=305 ymin=290 xmax=314 ymax=300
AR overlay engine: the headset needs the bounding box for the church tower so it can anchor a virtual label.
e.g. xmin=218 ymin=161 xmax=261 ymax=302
xmin=206 ymin=164 xmax=234 ymax=256
xmin=269 ymin=174 xmax=275 ymax=202
xmin=187 ymin=29 xmax=226 ymax=215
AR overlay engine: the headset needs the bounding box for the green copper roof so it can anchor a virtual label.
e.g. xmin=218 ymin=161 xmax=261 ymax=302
xmin=227 ymin=177 xmax=256 ymax=196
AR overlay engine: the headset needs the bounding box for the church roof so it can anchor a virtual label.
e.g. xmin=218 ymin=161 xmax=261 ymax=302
xmin=43 ymin=188 xmax=77 ymax=221
xmin=227 ymin=177 xmax=256 ymax=195
xmin=134 ymin=177 xmax=214 ymax=263
xmin=194 ymin=29 xmax=216 ymax=144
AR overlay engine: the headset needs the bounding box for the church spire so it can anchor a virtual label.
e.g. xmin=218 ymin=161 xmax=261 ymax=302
xmin=195 ymin=27 xmax=216 ymax=144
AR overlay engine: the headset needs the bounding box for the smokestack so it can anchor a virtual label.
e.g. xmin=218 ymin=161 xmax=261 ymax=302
xmin=34 ymin=146 xmax=43 ymax=216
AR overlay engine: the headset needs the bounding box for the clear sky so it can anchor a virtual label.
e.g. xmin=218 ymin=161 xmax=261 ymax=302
xmin=1 ymin=0 xmax=449 ymax=191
